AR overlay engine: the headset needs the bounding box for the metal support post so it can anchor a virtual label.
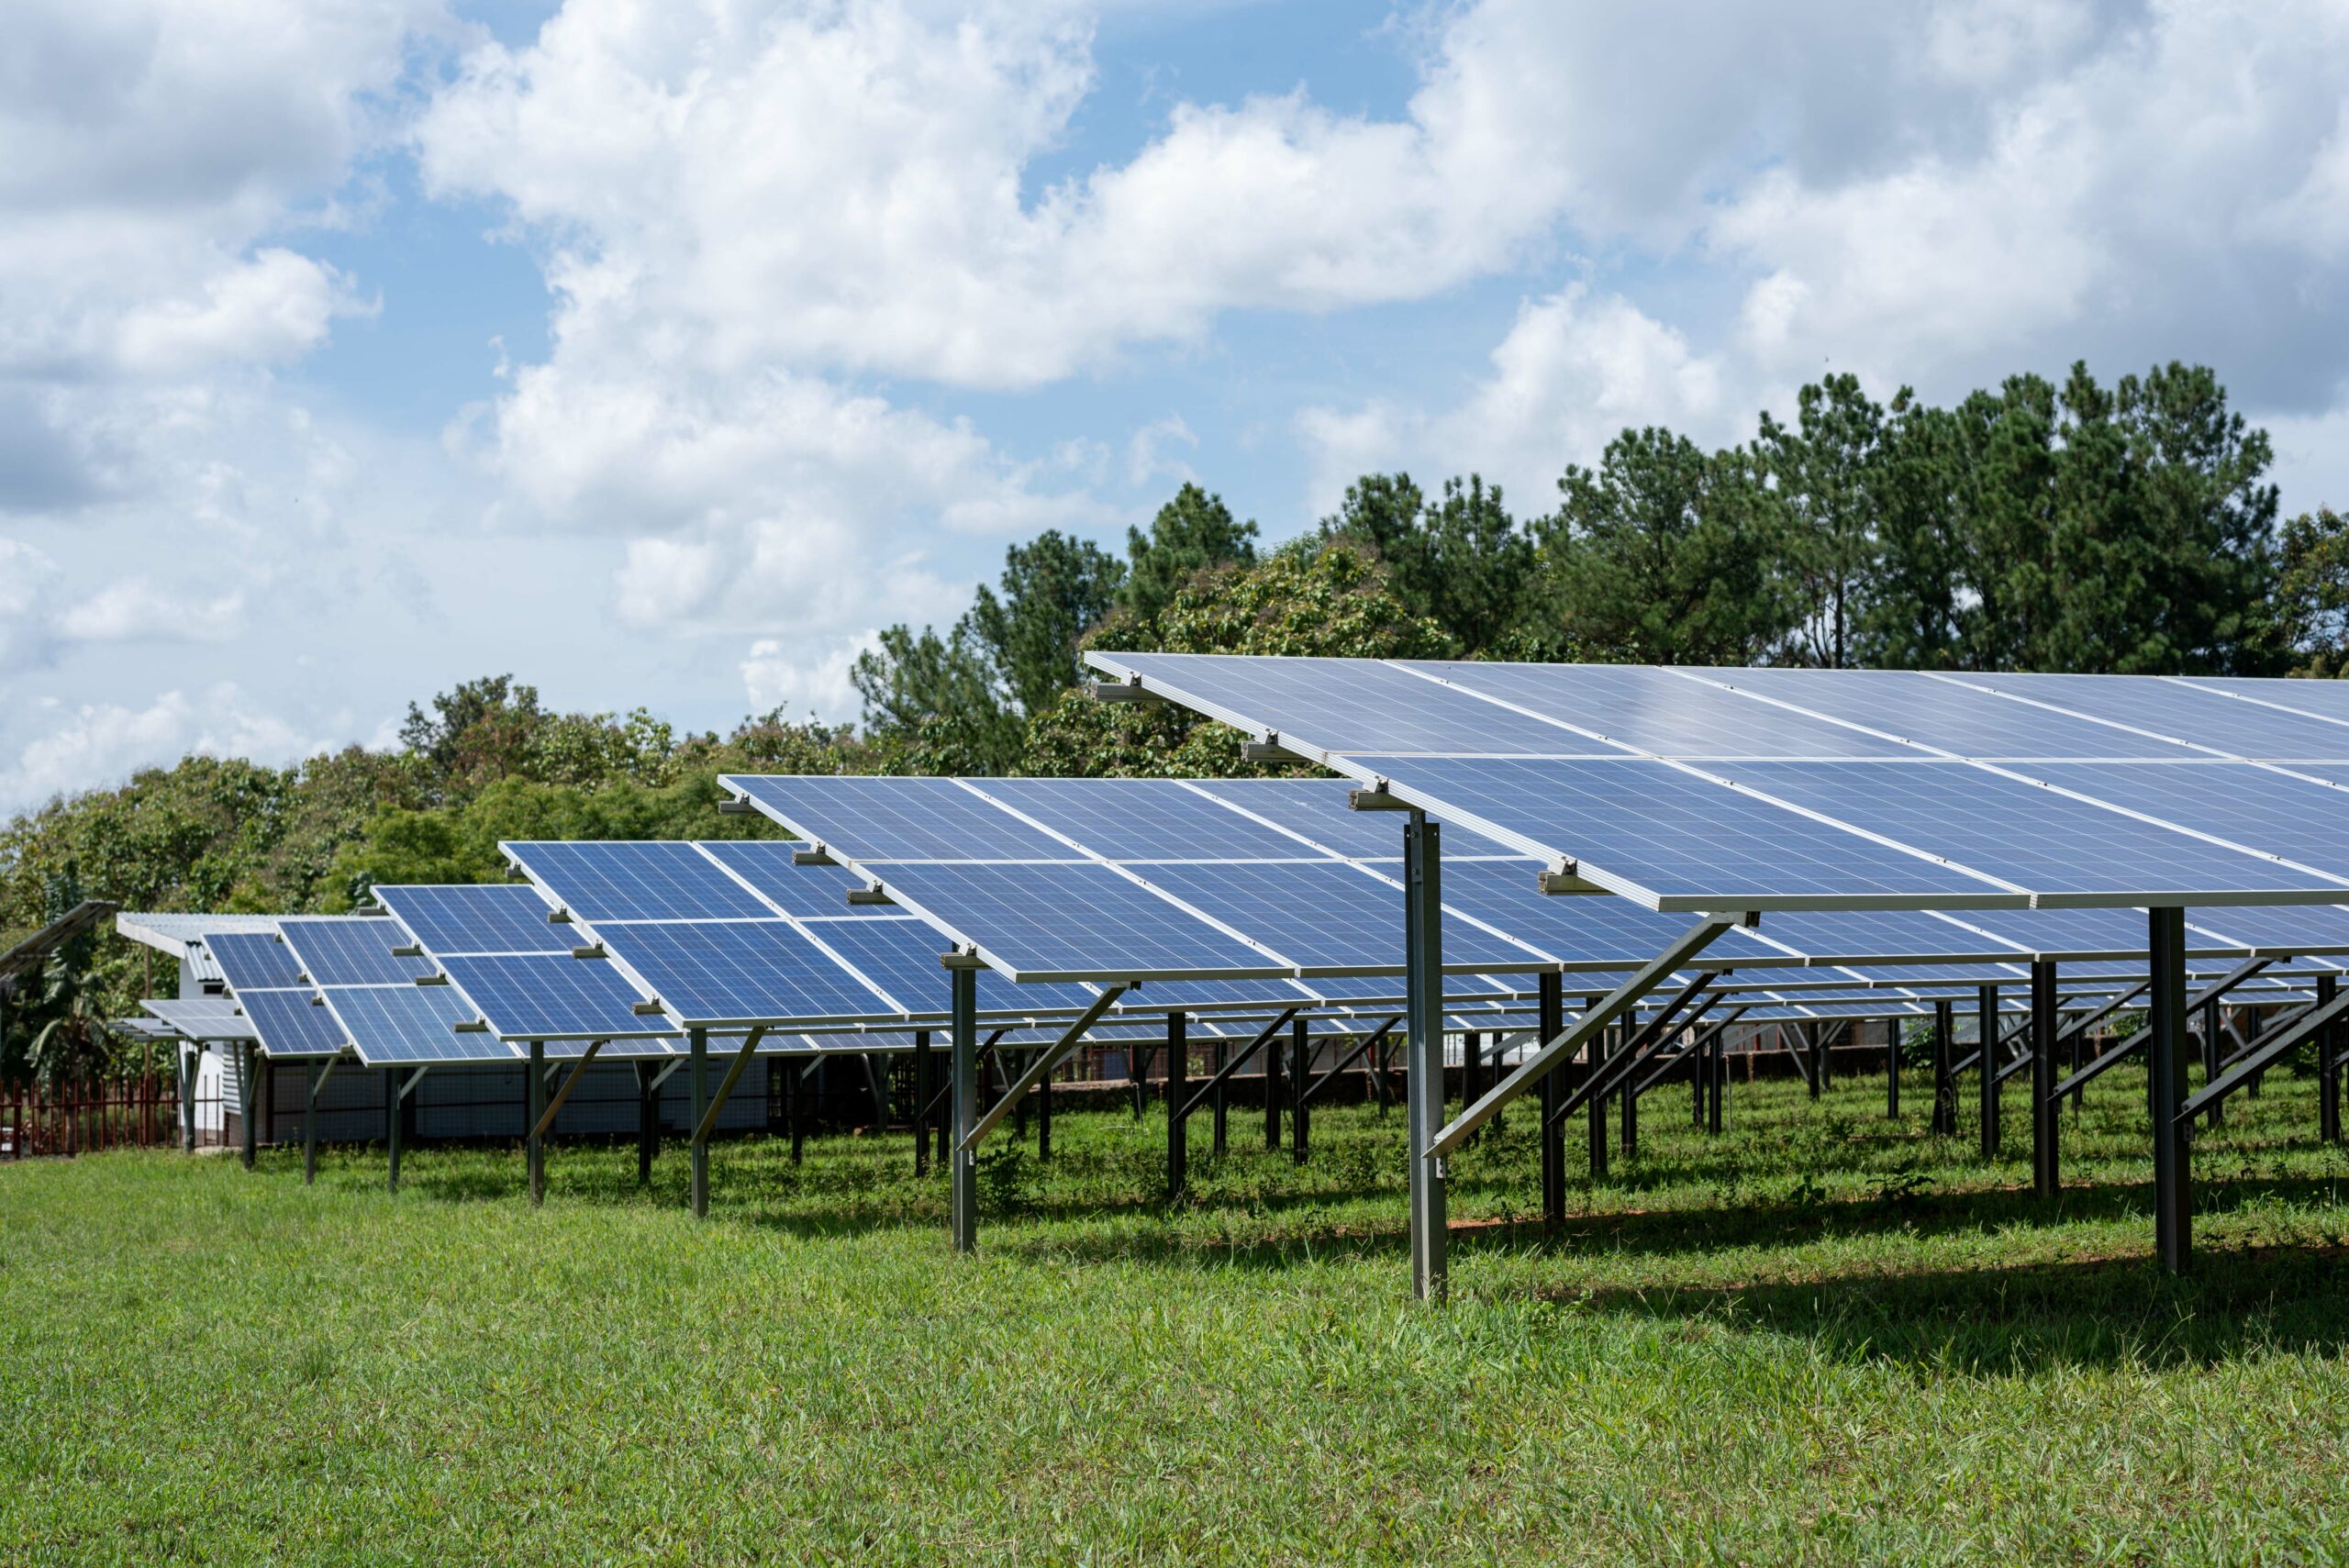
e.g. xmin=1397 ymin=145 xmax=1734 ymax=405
xmin=636 ymin=1059 xmax=657 ymax=1183
xmin=180 ymin=1045 xmax=198 ymax=1153
xmin=1404 ymin=815 xmax=1447 ymax=1303
xmin=2032 ymin=962 xmax=2059 ymax=1200
xmin=1211 ymin=1030 xmax=1229 ymax=1155
xmin=1463 ymin=1030 xmax=1480 ymax=1135
xmin=1977 ymin=984 xmax=1999 ymax=1159
xmin=527 ymin=1040 xmax=547 ymax=1206
xmin=2321 ymin=974 xmax=2342 ymax=1145
xmin=1166 ymin=1010 xmax=1188 ymax=1199
xmin=239 ymin=1043 xmax=258 ymax=1169
xmin=2148 ymin=906 xmax=2189 ymax=1273
xmin=788 ymin=1049 xmax=806 ymax=1164
xmin=2199 ymin=997 xmax=2223 ymax=1129
xmin=385 ymin=1067 xmax=402 ymax=1194
xmin=1538 ymin=973 xmax=1564 ymax=1229
xmin=1805 ymin=1021 xmax=1821 ymax=1100
xmin=1932 ymin=1000 xmax=1955 ymax=1136
xmin=1886 ymin=1018 xmax=1900 ymax=1119
xmin=1037 ymin=1051 xmax=1052 ymax=1162
xmin=1264 ymin=1013 xmax=1283 ymax=1151
xmin=2244 ymin=1005 xmax=2266 ymax=1098
xmin=950 ymin=963 xmax=978 ymax=1252
xmin=688 ymin=1028 xmax=708 ymax=1219
xmin=1817 ymin=1018 xmax=1832 ymax=1094
xmin=1588 ymin=1011 xmax=1609 ymax=1180
xmin=1708 ymin=1022 xmax=1726 ymax=1133
xmin=1620 ymin=1022 xmax=1639 ymax=1160
xmin=1291 ymin=1016 xmax=1310 ymax=1164
xmin=912 ymin=1029 xmax=931 ymax=1175
xmin=303 ymin=1061 xmax=319 ymax=1185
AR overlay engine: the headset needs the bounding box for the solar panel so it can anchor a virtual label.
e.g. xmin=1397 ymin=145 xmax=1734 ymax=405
xmin=278 ymin=917 xmax=432 ymax=985
xmin=976 ymin=777 xmax=1327 ymax=861
xmin=1130 ymin=859 xmax=1549 ymax=973
xmin=143 ymin=996 xmax=258 ymax=1042
xmin=1961 ymin=672 xmax=2349 ymax=761
xmin=237 ymin=987 xmax=348 ymax=1057
xmin=695 ymin=840 xmax=876 ymax=917
xmin=433 ymin=953 xmax=659 ymax=1041
xmin=1405 ymin=660 xmax=1914 ymax=759
xmin=502 ymin=840 xmax=773 ymax=922
xmin=205 ymin=930 xmax=302 ymax=989
xmin=870 ymin=861 xmax=1292 ymax=982
xmin=2021 ymin=763 xmax=2349 ymax=877
xmin=1185 ymin=778 xmax=1408 ymax=860
xmin=728 ymin=775 xmax=1081 ymax=861
xmin=373 ymin=884 xmax=571 ymax=955
xmin=325 ymin=984 xmax=505 ymax=1066
xmin=588 ymin=919 xmax=902 ymax=1027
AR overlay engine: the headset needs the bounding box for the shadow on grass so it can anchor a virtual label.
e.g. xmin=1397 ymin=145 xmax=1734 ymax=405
xmin=1553 ymin=1244 xmax=2349 ymax=1372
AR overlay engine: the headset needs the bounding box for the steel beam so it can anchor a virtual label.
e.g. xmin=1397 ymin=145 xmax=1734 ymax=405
xmin=2032 ymin=962 xmax=2059 ymax=1199
xmin=1404 ymin=815 xmax=1447 ymax=1303
xmin=1586 ymin=997 xmax=1607 ymax=1179
xmin=635 ymin=1059 xmax=658 ymax=1183
xmin=2179 ymin=987 xmax=2349 ymax=1123
xmin=688 ymin=1028 xmax=708 ymax=1218
xmin=1932 ymin=999 xmax=1955 ymax=1136
xmin=1167 ymin=1009 xmax=1188 ymax=1197
xmin=2321 ymin=973 xmax=2343 ymax=1145
xmin=912 ymin=1029 xmax=931 ymax=1175
xmin=1297 ymin=1021 xmax=1398 ymax=1110
xmin=949 ymin=962 xmax=979 ymax=1252
xmin=1977 ymin=984 xmax=1999 ymax=1159
xmin=527 ymin=1040 xmax=546 ymax=1205
xmin=1290 ymin=1016 xmax=1309 ymax=1164
xmin=1175 ymin=1008 xmax=1296 ymax=1124
xmin=2148 ymin=907 xmax=2189 ymax=1273
xmin=961 ymin=985 xmax=1126 ymax=1153
xmin=1538 ymin=973 xmax=1564 ymax=1228
xmin=1547 ymin=973 xmax=1716 ymax=1129
xmin=1885 ymin=1018 xmax=1900 ymax=1119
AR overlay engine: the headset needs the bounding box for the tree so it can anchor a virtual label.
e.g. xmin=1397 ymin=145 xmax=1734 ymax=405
xmin=848 ymin=623 xmax=1025 ymax=775
xmin=1854 ymin=395 xmax=1967 ymax=669
xmin=964 ymin=529 xmax=1128 ymax=717
xmin=1534 ymin=428 xmax=1797 ymax=664
xmin=1027 ymin=537 xmax=1447 ymax=776
xmin=1117 ymin=483 xmax=1258 ymax=634
xmin=2277 ymin=507 xmax=2349 ymax=674
xmin=1320 ymin=473 xmax=1536 ymax=655
xmin=1757 ymin=373 xmax=1885 ymax=669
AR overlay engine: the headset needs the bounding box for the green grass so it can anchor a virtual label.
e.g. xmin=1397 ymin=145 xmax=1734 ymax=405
xmin=6 ymin=1067 xmax=2349 ymax=1565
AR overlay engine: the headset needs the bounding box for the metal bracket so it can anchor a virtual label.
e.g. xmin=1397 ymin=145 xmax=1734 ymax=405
xmin=715 ymin=796 xmax=758 ymax=816
xmin=390 ymin=943 xmax=424 ymax=958
xmin=415 ymin=973 xmax=451 ymax=986
xmin=630 ymin=999 xmax=668 ymax=1016
xmin=545 ymin=908 xmax=573 ymax=924
xmin=1241 ymin=732 xmax=1307 ymax=763
xmin=571 ymin=942 xmax=607 ymax=960
xmin=1348 ymin=782 xmax=1412 ymax=811
xmin=940 ymin=948 xmax=989 ymax=972
xmin=1088 ymin=678 xmax=1160 ymax=705
xmin=1537 ymin=862 xmax=1606 ymax=895
xmin=398 ymin=1066 xmax=429 ymax=1100
xmin=793 ymin=846 xmax=838 ymax=866
xmin=847 ymin=884 xmax=896 ymax=906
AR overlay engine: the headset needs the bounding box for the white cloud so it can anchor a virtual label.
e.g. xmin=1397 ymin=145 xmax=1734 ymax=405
xmin=0 ymin=538 xmax=64 ymax=670
xmin=740 ymin=632 xmax=880 ymax=724
xmin=113 ymin=250 xmax=370 ymax=379
xmin=0 ymin=684 xmax=334 ymax=815
xmin=55 ymin=580 xmax=247 ymax=644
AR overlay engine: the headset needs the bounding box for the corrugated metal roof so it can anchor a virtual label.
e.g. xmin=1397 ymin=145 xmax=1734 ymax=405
xmin=117 ymin=912 xmax=282 ymax=985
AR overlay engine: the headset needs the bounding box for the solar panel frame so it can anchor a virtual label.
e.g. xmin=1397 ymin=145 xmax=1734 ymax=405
xmin=277 ymin=916 xmax=434 ymax=985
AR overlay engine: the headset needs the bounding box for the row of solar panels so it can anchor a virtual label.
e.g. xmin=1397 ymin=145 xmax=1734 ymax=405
xmin=145 ymin=776 xmax=2348 ymax=1066
xmin=1078 ymin=656 xmax=2349 ymax=914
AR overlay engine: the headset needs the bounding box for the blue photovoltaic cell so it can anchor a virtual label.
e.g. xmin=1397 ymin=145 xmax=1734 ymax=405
xmin=505 ymin=840 xmax=772 ymax=922
xmin=1706 ymin=668 xmax=2188 ymax=759
xmin=974 ymin=777 xmax=1326 ymax=862
xmin=724 ymin=775 xmax=1081 ymax=862
xmin=1951 ymin=906 xmax=2200 ymax=958
xmin=206 ymin=930 xmax=303 ymax=990
xmin=144 ymin=996 xmax=257 ymax=1041
xmin=1356 ymin=755 xmax=2013 ymax=904
xmin=694 ymin=840 xmax=875 ymax=917
xmin=1967 ymin=673 xmax=2349 ymax=761
xmin=2180 ymin=676 xmax=2349 ymax=733
xmin=327 ymin=984 xmax=497 ymax=1065
xmin=1132 ymin=860 xmax=1548 ymax=972
xmin=1187 ymin=778 xmax=1411 ymax=861
xmin=374 ymin=884 xmax=571 ymax=956
xmin=2186 ymin=903 xmax=2349 ymax=951
xmin=599 ymin=920 xmax=898 ymax=1025
xmin=1724 ymin=762 xmax=2345 ymax=900
xmin=873 ymin=860 xmax=1290 ymax=979
xmin=239 ymin=987 xmax=347 ymax=1056
xmin=1431 ymin=859 xmax=1789 ymax=969
xmin=1758 ymin=908 xmax=2023 ymax=963
xmin=278 ymin=917 xmax=432 ymax=984
xmin=784 ymin=917 xmax=1092 ymax=1017
xmin=436 ymin=953 xmax=662 ymax=1039
xmin=1088 ymin=652 xmax=1622 ymax=757
xmin=2023 ymin=763 xmax=2349 ymax=884
xmin=1408 ymin=661 xmax=1915 ymax=759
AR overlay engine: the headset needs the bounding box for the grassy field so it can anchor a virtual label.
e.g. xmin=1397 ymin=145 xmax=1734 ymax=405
xmin=6 ymin=1065 xmax=2349 ymax=1565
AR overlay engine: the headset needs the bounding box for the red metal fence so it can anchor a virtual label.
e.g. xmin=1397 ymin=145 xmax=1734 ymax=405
xmin=0 ymin=1073 xmax=206 ymax=1160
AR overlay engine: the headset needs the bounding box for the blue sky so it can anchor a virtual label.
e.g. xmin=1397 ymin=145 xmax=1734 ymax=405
xmin=6 ymin=0 xmax=2349 ymax=812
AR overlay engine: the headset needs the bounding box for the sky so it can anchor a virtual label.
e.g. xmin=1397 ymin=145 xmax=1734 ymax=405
xmin=6 ymin=0 xmax=2349 ymax=815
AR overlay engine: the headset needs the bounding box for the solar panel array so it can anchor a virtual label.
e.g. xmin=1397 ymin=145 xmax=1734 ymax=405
xmin=270 ymin=915 xmax=518 ymax=1067
xmin=203 ymin=928 xmax=347 ymax=1058
xmin=716 ymin=773 xmax=2349 ymax=989
xmin=1082 ymin=655 xmax=2349 ymax=913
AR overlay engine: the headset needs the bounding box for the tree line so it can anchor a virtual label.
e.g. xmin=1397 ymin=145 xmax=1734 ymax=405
xmin=4 ymin=356 xmax=2343 ymax=1053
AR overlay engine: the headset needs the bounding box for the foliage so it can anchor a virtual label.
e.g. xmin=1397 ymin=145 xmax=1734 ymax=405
xmin=2277 ymin=506 xmax=2349 ymax=676
xmin=1027 ymin=537 xmax=1449 ymax=775
xmin=8 ymin=1077 xmax=2349 ymax=1561
xmin=1319 ymin=473 xmax=1539 ymax=656
xmin=1117 ymin=481 xmax=1259 ymax=634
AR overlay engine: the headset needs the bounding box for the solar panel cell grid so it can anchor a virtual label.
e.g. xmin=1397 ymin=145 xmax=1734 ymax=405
xmin=373 ymin=884 xmax=572 ymax=955
xmin=436 ymin=952 xmax=661 ymax=1040
xmin=599 ymin=919 xmax=898 ymax=1025
xmin=278 ymin=917 xmax=432 ymax=984
xmin=206 ymin=930 xmax=303 ymax=990
xmin=239 ymin=987 xmax=348 ymax=1057
xmin=504 ymin=840 xmax=773 ymax=922
xmin=727 ymin=775 xmax=1082 ymax=862
xmin=975 ymin=777 xmax=1325 ymax=862
xmin=327 ymin=984 xmax=498 ymax=1065
xmin=694 ymin=840 xmax=875 ymax=917
xmin=872 ymin=860 xmax=1291 ymax=980
xmin=1408 ymin=661 xmax=1915 ymax=759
